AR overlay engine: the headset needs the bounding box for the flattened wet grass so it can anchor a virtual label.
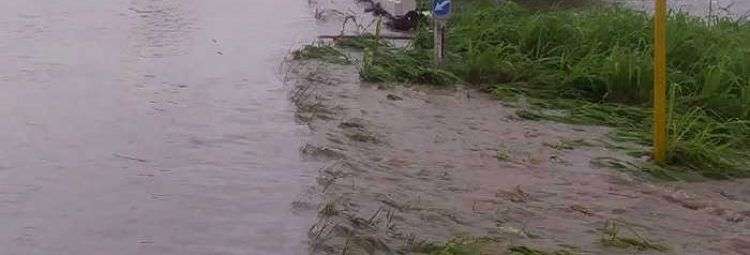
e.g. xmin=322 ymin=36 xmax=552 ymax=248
xmin=600 ymin=220 xmax=670 ymax=252
xmin=509 ymin=246 xmax=576 ymax=255
xmin=413 ymin=237 xmax=577 ymax=255
xmin=292 ymin=43 xmax=351 ymax=64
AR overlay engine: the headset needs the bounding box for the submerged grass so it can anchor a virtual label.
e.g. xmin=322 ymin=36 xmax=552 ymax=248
xmin=414 ymin=238 xmax=575 ymax=255
xmin=509 ymin=246 xmax=576 ymax=255
xmin=292 ymin=43 xmax=351 ymax=64
xmin=600 ymin=220 xmax=670 ymax=252
xmin=514 ymin=94 xmax=750 ymax=179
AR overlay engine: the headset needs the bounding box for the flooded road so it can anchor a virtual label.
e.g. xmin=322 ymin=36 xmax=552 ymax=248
xmin=0 ymin=1 xmax=317 ymax=254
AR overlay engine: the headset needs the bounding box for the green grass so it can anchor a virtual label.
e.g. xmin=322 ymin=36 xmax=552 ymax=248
xmin=509 ymin=246 xmax=576 ymax=255
xmin=413 ymin=238 xmax=575 ymax=255
xmin=292 ymin=44 xmax=351 ymax=64
xmin=361 ymin=46 xmax=461 ymax=86
xmin=335 ymin=34 xmax=392 ymax=49
xmin=445 ymin=1 xmax=749 ymax=113
xmin=600 ymin=220 xmax=670 ymax=252
xmin=411 ymin=238 xmax=487 ymax=255
xmin=512 ymin=94 xmax=750 ymax=179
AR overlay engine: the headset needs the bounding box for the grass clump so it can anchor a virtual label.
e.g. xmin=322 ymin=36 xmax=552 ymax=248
xmin=496 ymin=146 xmax=512 ymax=161
xmin=292 ymin=44 xmax=351 ymax=64
xmin=545 ymin=138 xmax=593 ymax=150
xmin=509 ymin=246 xmax=576 ymax=255
xmin=361 ymin=46 xmax=461 ymax=86
xmin=319 ymin=201 xmax=338 ymax=217
xmin=665 ymin=107 xmax=750 ymax=178
xmin=414 ymin=238 xmax=575 ymax=255
xmin=412 ymin=238 xmax=488 ymax=255
xmin=600 ymin=220 xmax=670 ymax=252
xmin=335 ymin=34 xmax=392 ymax=49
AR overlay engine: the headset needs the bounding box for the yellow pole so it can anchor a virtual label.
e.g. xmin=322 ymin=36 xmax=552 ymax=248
xmin=653 ymin=0 xmax=668 ymax=162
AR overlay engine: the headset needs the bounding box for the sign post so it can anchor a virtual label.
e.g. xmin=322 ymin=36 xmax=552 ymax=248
xmin=653 ymin=0 xmax=668 ymax=162
xmin=432 ymin=0 xmax=452 ymax=65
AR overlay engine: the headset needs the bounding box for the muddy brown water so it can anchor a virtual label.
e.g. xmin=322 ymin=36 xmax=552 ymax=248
xmin=0 ymin=1 xmax=322 ymax=254
xmin=2 ymin=0 xmax=749 ymax=254
xmin=288 ymin=60 xmax=750 ymax=254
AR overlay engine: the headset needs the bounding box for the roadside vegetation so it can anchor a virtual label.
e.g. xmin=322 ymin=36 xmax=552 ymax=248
xmin=295 ymin=0 xmax=750 ymax=179
xmin=412 ymin=237 xmax=577 ymax=255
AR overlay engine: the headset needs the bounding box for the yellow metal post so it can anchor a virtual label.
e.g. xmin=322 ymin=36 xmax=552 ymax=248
xmin=653 ymin=0 xmax=668 ymax=162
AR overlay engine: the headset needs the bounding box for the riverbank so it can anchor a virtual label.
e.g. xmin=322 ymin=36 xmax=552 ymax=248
xmin=357 ymin=0 xmax=750 ymax=179
xmin=292 ymin=0 xmax=750 ymax=254
xmin=287 ymin=55 xmax=750 ymax=255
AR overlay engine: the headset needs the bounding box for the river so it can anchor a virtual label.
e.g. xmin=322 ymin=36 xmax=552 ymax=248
xmin=0 ymin=1 xmax=318 ymax=254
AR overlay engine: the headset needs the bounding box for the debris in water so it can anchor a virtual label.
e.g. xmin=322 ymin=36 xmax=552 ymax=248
xmin=496 ymin=186 xmax=530 ymax=203
xmin=385 ymin=11 xmax=423 ymax=31
xmin=386 ymin=94 xmax=403 ymax=101
xmin=570 ymin=204 xmax=594 ymax=216
xmin=600 ymin=220 xmax=670 ymax=252
xmin=112 ymin=153 xmax=149 ymax=163
xmin=359 ymin=0 xmax=424 ymax=31
xmin=496 ymin=148 xmax=512 ymax=162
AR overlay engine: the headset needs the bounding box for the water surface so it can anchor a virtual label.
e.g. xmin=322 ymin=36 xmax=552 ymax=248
xmin=0 ymin=1 xmax=317 ymax=254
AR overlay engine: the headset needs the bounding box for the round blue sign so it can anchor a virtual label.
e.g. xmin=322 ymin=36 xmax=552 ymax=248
xmin=433 ymin=0 xmax=452 ymax=19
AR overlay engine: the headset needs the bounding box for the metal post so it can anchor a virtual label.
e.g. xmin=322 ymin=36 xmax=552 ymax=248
xmin=432 ymin=0 xmax=451 ymax=66
xmin=434 ymin=20 xmax=445 ymax=66
xmin=653 ymin=0 xmax=668 ymax=162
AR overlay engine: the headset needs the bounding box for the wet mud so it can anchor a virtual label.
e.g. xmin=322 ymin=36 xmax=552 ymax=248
xmin=286 ymin=58 xmax=750 ymax=254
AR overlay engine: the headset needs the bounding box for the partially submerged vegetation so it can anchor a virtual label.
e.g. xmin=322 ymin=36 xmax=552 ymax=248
xmin=293 ymin=43 xmax=351 ymax=64
xmin=361 ymin=45 xmax=461 ymax=85
xmin=413 ymin=237 xmax=576 ymax=255
xmin=429 ymin=0 xmax=749 ymax=179
xmin=297 ymin=0 xmax=750 ymax=179
xmin=600 ymin=220 xmax=670 ymax=252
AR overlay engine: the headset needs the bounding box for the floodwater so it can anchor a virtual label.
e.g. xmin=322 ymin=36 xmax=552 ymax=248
xmin=289 ymin=59 xmax=750 ymax=255
xmin=0 ymin=1 xmax=318 ymax=254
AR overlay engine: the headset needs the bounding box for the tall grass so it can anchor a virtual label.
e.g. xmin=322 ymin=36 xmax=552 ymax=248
xmin=447 ymin=2 xmax=750 ymax=114
xmin=361 ymin=46 xmax=460 ymax=85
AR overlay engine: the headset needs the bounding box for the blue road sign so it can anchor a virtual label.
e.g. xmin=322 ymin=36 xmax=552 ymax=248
xmin=433 ymin=0 xmax=452 ymax=19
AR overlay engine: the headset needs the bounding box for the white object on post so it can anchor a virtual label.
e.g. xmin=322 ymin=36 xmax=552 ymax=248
xmin=374 ymin=0 xmax=417 ymax=16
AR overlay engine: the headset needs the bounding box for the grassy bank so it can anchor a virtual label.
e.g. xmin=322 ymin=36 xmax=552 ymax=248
xmin=296 ymin=0 xmax=750 ymax=179
xmin=365 ymin=0 xmax=750 ymax=179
